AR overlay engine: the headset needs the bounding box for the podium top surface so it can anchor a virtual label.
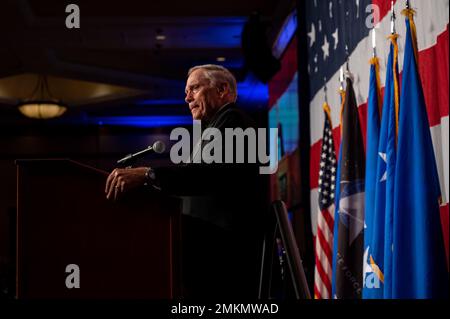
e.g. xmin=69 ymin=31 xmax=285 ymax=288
xmin=15 ymin=158 xmax=108 ymax=175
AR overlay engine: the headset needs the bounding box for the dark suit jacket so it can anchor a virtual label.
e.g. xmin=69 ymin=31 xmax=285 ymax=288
xmin=155 ymin=103 xmax=268 ymax=231
xmin=154 ymin=103 xmax=269 ymax=298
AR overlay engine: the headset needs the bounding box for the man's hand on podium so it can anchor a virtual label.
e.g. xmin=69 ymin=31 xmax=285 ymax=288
xmin=105 ymin=167 xmax=151 ymax=201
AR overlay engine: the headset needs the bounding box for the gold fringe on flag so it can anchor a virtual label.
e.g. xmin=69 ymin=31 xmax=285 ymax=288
xmin=402 ymin=8 xmax=419 ymax=64
xmin=388 ymin=33 xmax=400 ymax=144
xmin=323 ymin=101 xmax=333 ymax=127
xmin=369 ymin=255 xmax=385 ymax=284
xmin=369 ymin=56 xmax=383 ymax=118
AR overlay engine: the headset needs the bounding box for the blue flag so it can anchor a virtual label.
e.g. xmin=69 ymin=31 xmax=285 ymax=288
xmin=391 ymin=14 xmax=448 ymax=299
xmin=363 ymin=56 xmax=383 ymax=298
xmin=368 ymin=36 xmax=400 ymax=299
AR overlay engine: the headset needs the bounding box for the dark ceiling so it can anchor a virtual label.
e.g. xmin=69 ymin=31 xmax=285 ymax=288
xmin=0 ymin=0 xmax=295 ymax=127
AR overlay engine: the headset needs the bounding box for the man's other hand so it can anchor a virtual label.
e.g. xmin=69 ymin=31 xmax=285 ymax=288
xmin=105 ymin=167 xmax=149 ymax=201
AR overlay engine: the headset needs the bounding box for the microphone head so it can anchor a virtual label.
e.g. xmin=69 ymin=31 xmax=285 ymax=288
xmin=152 ymin=140 xmax=165 ymax=154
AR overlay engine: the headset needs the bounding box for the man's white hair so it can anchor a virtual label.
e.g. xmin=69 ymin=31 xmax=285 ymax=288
xmin=188 ymin=64 xmax=238 ymax=102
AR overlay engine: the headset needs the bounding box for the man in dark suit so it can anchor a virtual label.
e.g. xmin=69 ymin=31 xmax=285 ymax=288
xmin=105 ymin=65 xmax=268 ymax=298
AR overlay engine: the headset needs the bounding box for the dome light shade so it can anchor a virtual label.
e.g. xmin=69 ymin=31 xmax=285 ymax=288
xmin=18 ymin=75 xmax=67 ymax=119
xmin=18 ymin=102 xmax=67 ymax=119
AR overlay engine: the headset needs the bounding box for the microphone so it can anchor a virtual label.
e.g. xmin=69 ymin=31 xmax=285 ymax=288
xmin=116 ymin=141 xmax=165 ymax=166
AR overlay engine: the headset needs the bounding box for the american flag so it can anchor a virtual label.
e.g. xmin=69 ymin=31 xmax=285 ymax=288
xmin=314 ymin=103 xmax=337 ymax=299
xmin=307 ymin=0 xmax=449 ymax=266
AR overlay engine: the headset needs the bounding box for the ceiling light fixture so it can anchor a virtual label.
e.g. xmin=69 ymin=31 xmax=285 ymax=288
xmin=216 ymin=57 xmax=226 ymax=62
xmin=18 ymin=74 xmax=67 ymax=119
xmin=155 ymin=28 xmax=166 ymax=41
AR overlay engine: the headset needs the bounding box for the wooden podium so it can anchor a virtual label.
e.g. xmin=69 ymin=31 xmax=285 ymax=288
xmin=16 ymin=159 xmax=181 ymax=299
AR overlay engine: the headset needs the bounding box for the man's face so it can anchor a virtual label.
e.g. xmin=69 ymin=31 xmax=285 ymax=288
xmin=185 ymin=69 xmax=223 ymax=121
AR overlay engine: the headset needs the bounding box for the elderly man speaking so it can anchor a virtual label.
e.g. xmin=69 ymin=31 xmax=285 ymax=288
xmin=105 ymin=65 xmax=268 ymax=299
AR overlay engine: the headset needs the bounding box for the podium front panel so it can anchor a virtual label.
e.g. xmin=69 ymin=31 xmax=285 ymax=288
xmin=16 ymin=159 xmax=180 ymax=299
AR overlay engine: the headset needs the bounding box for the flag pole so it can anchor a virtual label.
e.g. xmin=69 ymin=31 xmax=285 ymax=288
xmin=390 ymin=1 xmax=396 ymax=35
xmin=344 ymin=45 xmax=354 ymax=83
xmin=372 ymin=28 xmax=377 ymax=57
xmin=345 ymin=45 xmax=349 ymax=73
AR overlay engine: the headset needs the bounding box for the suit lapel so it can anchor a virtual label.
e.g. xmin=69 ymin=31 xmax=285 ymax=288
xmin=187 ymin=103 xmax=235 ymax=163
